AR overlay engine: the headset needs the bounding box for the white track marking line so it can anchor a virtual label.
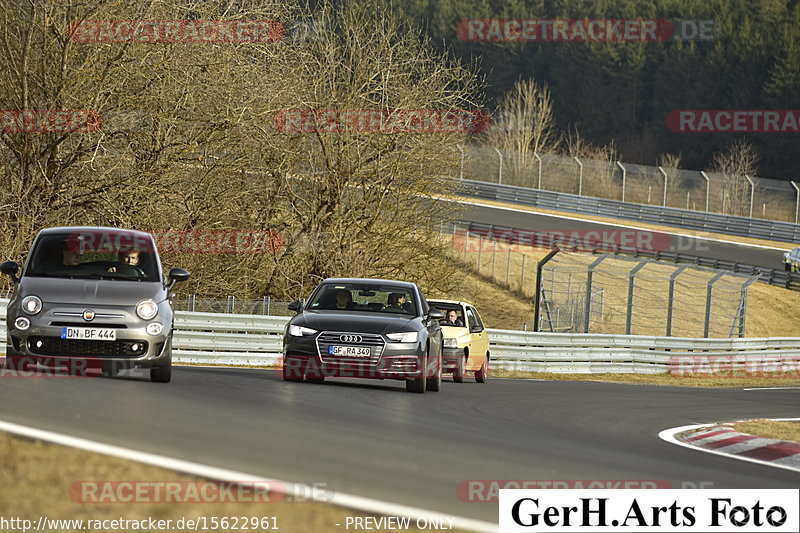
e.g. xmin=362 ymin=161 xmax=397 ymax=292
xmin=447 ymin=197 xmax=790 ymax=252
xmin=0 ymin=419 xmax=495 ymax=533
xmin=744 ymin=387 xmax=800 ymax=390
xmin=659 ymin=419 xmax=800 ymax=474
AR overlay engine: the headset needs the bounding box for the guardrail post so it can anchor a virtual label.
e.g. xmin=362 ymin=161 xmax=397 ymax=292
xmin=574 ymin=156 xmax=583 ymax=196
xmin=792 ymin=181 xmax=800 ymax=224
xmin=626 ymin=260 xmax=649 ymax=335
xmin=703 ymin=271 xmax=725 ymax=338
xmin=658 ymin=166 xmax=668 ymax=207
xmin=745 ymin=174 xmax=755 ymax=219
xmin=495 ymin=147 xmax=503 ymax=185
xmin=534 ymin=152 xmax=543 ymax=189
xmin=533 ymin=248 xmax=560 ymax=332
xmin=584 ymin=255 xmax=608 ymax=332
xmin=456 ymin=144 xmax=465 ymax=180
xmin=226 ymin=295 xmax=235 ymax=313
xmin=700 ymin=171 xmax=710 ymax=212
xmin=666 ymin=265 xmax=688 ymax=336
xmin=616 ymin=161 xmax=626 ymax=202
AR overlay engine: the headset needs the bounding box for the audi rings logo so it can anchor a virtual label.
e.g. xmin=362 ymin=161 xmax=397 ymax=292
xmin=340 ymin=334 xmax=362 ymax=344
xmin=83 ymin=309 xmax=95 ymax=322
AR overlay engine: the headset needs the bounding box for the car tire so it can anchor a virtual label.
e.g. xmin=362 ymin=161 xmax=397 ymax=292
xmin=452 ymin=355 xmax=465 ymax=383
xmin=475 ymin=354 xmax=488 ymax=383
xmin=282 ymin=356 xmax=305 ymax=382
xmin=407 ymin=354 xmax=427 ymax=393
xmin=150 ymin=358 xmax=171 ymax=383
xmin=426 ymin=350 xmax=441 ymax=392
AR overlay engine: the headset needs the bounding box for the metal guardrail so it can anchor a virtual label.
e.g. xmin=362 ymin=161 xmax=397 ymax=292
xmin=1 ymin=304 xmax=797 ymax=374
xmin=457 ymin=220 xmax=800 ymax=291
xmin=458 ymin=179 xmax=800 ymax=245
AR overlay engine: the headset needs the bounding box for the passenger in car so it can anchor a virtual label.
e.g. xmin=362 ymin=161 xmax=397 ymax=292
xmin=443 ymin=310 xmax=464 ymax=327
xmin=334 ymin=289 xmax=354 ymax=310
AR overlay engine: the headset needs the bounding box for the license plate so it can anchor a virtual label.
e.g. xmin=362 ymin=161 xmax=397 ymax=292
xmin=60 ymin=327 xmax=117 ymax=341
xmin=329 ymin=345 xmax=371 ymax=357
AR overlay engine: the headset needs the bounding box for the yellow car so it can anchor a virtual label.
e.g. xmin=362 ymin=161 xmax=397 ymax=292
xmin=427 ymin=299 xmax=489 ymax=383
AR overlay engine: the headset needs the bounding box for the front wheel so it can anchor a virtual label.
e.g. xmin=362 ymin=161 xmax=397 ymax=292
xmin=150 ymin=360 xmax=172 ymax=383
xmin=407 ymin=354 xmax=427 ymax=393
xmin=426 ymin=351 xmax=441 ymax=392
xmin=282 ymin=356 xmax=305 ymax=382
xmin=452 ymin=356 xmax=465 ymax=383
xmin=475 ymin=355 xmax=488 ymax=383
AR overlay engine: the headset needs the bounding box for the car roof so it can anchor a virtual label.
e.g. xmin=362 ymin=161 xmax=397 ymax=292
xmin=321 ymin=278 xmax=418 ymax=288
xmin=37 ymin=226 xmax=154 ymax=239
xmin=427 ymin=298 xmax=473 ymax=307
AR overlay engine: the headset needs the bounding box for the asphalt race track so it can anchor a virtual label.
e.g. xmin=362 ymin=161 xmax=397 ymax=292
xmin=0 ymin=368 xmax=797 ymax=524
xmin=453 ymin=201 xmax=789 ymax=269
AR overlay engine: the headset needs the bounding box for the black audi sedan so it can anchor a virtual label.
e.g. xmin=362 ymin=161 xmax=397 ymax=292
xmin=282 ymin=278 xmax=444 ymax=393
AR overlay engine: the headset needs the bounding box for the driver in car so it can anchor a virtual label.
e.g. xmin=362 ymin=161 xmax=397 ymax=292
xmin=108 ymin=249 xmax=141 ymax=273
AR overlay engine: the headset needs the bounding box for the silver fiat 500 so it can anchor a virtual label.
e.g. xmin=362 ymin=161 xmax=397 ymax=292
xmin=1 ymin=227 xmax=189 ymax=382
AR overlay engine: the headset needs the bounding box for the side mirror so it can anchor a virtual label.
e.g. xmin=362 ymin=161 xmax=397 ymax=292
xmin=166 ymin=268 xmax=190 ymax=290
xmin=0 ymin=261 xmax=19 ymax=283
xmin=428 ymin=308 xmax=444 ymax=320
xmin=470 ymin=325 xmax=482 ymax=333
xmin=287 ymin=299 xmax=303 ymax=312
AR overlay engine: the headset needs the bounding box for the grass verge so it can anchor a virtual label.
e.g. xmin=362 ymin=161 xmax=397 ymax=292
xmin=0 ymin=432 xmax=471 ymax=533
xmin=730 ymin=419 xmax=800 ymax=442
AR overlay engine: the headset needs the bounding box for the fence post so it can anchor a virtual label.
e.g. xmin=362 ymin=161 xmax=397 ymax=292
xmin=188 ymin=293 xmax=196 ymax=312
xmin=616 ymin=161 xmax=626 ymax=202
xmin=534 ymin=152 xmax=543 ymax=189
xmin=792 ymin=181 xmax=800 ymax=224
xmin=574 ymin=156 xmax=583 ymax=196
xmin=626 ymin=260 xmax=649 ymax=335
xmin=495 ymin=147 xmax=503 ymax=185
xmin=464 ymin=230 xmax=469 ymax=261
xmin=492 ymin=244 xmax=497 ymax=278
xmin=477 ymin=235 xmax=483 ymax=272
xmin=658 ymin=166 xmax=668 ymax=207
xmin=736 ymin=278 xmax=757 ymax=337
xmin=506 ymin=249 xmax=512 ymax=287
xmin=700 ymin=171 xmax=710 ymax=212
xmin=584 ymin=255 xmax=608 ymax=333
xmin=533 ymin=248 xmax=560 ymax=332
xmin=456 ymin=144 xmax=465 ymax=180
xmin=262 ymin=295 xmax=270 ymax=315
xmin=745 ymin=174 xmax=755 ymax=218
xmin=226 ymin=295 xmax=235 ymax=313
xmin=666 ymin=265 xmax=688 ymax=336
xmin=704 ymin=271 xmax=725 ymax=338
xmin=520 ymin=254 xmax=527 ymax=293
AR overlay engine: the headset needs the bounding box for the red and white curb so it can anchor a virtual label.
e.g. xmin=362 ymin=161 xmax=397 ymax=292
xmin=659 ymin=418 xmax=800 ymax=473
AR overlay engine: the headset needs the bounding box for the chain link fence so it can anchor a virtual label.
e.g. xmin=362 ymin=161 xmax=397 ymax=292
xmin=172 ymin=295 xmax=295 ymax=316
xmin=457 ymin=144 xmax=800 ymax=223
xmin=536 ymin=252 xmax=758 ymax=337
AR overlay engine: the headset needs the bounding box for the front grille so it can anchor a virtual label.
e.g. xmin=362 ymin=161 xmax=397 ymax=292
xmin=317 ymin=332 xmax=385 ymax=364
xmin=27 ymin=336 xmax=148 ymax=358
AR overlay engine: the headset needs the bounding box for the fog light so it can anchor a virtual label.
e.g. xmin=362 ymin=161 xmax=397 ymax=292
xmin=131 ymin=343 xmax=141 ymax=352
xmin=146 ymin=322 xmax=164 ymax=336
xmin=14 ymin=317 xmax=30 ymax=330
xmin=35 ymin=340 xmax=43 ymax=348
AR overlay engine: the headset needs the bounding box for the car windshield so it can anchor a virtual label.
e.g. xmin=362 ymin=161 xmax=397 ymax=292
xmin=25 ymin=230 xmax=160 ymax=282
xmin=429 ymin=302 xmax=465 ymax=326
xmin=307 ymin=283 xmax=417 ymax=316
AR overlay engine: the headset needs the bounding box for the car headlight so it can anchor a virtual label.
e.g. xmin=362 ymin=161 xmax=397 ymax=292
xmin=289 ymin=325 xmax=317 ymax=337
xmin=146 ymin=322 xmax=164 ymax=336
xmin=443 ymin=338 xmax=458 ymax=348
xmin=14 ymin=317 xmax=30 ymax=330
xmin=136 ymin=299 xmax=158 ymax=320
xmin=386 ymin=331 xmax=418 ymax=343
xmin=21 ymin=295 xmax=42 ymax=315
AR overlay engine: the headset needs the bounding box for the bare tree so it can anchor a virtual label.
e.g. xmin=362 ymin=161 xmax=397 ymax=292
xmin=485 ymin=78 xmax=559 ymax=187
xmin=709 ymin=140 xmax=759 ymax=216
